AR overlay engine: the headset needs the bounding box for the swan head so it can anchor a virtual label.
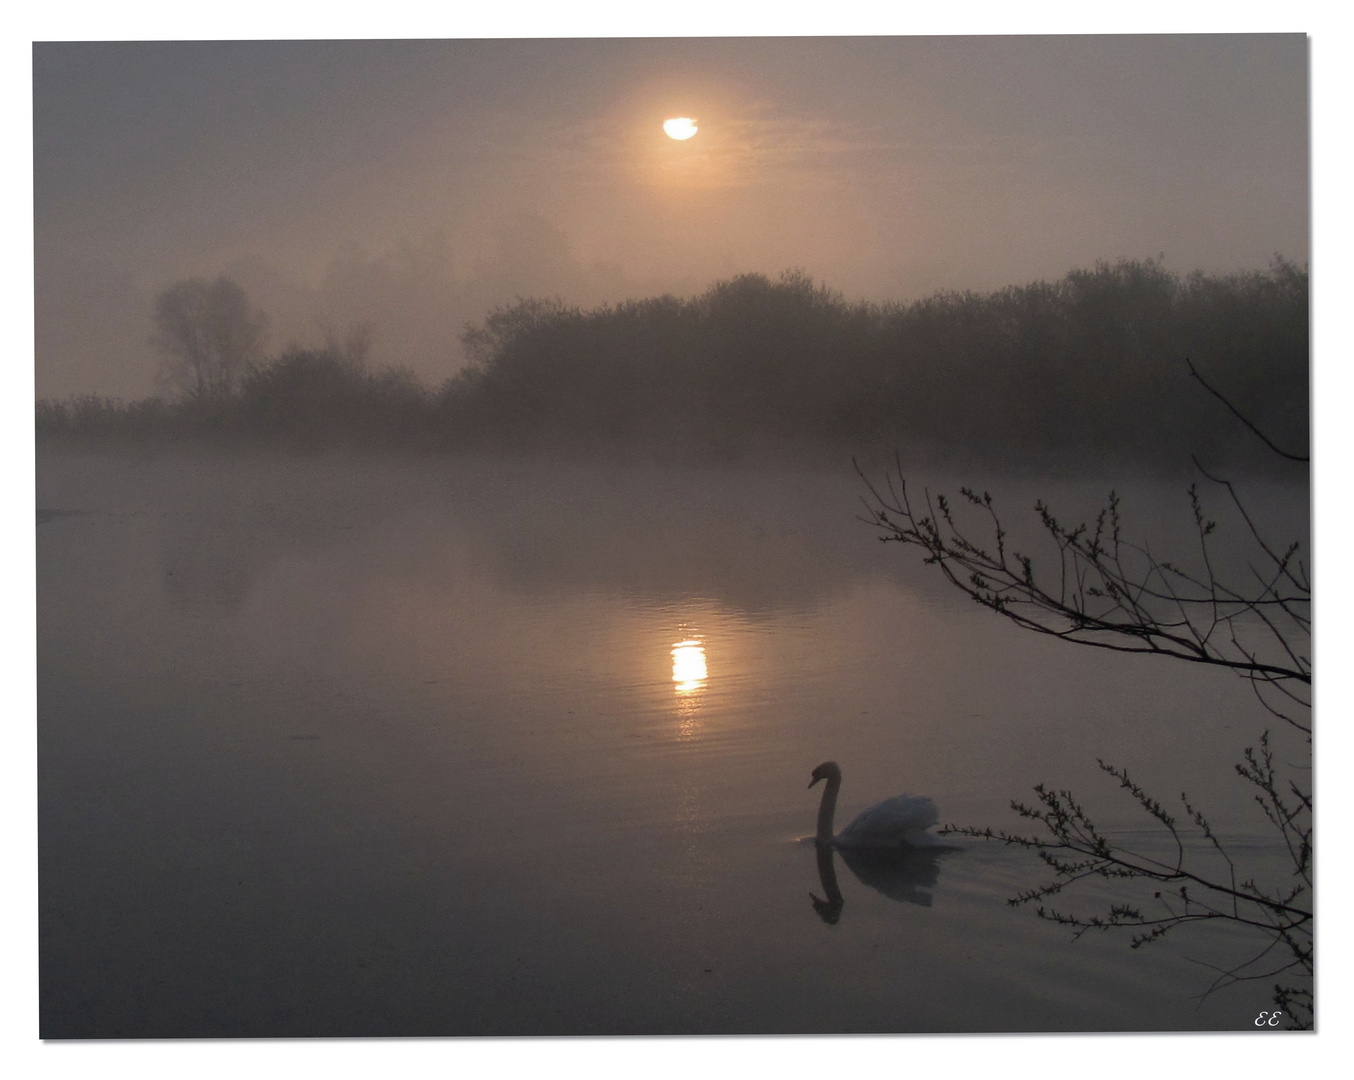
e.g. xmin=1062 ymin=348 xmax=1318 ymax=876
xmin=809 ymin=761 xmax=842 ymax=788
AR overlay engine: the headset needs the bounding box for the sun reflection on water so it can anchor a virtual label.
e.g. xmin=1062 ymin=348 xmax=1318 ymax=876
xmin=671 ymin=637 xmax=708 ymax=738
xmin=671 ymin=638 xmax=708 ymax=694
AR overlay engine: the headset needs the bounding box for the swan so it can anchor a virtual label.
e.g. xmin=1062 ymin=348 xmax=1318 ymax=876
xmin=809 ymin=760 xmax=952 ymax=850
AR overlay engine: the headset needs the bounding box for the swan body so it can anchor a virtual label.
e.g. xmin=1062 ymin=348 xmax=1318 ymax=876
xmin=809 ymin=760 xmax=950 ymax=850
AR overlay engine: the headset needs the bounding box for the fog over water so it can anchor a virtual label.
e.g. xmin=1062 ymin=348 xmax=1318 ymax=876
xmin=37 ymin=448 xmax=1309 ymax=1036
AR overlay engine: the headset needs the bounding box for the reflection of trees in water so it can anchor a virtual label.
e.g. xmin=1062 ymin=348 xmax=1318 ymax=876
xmin=134 ymin=451 xmax=1295 ymax=624
xmin=460 ymin=463 xmax=903 ymax=618
xmin=147 ymin=461 xmax=404 ymax=611
xmin=161 ymin=520 xmax=259 ymax=609
xmin=810 ymin=842 xmax=951 ymax=925
xmin=474 ymin=501 xmax=855 ymax=618
xmin=156 ymin=492 xmax=335 ymax=611
xmin=140 ymin=453 xmax=902 ymax=618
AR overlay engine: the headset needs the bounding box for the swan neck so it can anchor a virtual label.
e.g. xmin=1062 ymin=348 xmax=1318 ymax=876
xmin=816 ymin=773 xmax=841 ymax=843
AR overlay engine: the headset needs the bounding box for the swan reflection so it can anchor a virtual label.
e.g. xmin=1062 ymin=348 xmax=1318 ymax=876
xmin=811 ymin=841 xmax=951 ymax=922
xmin=811 ymin=843 xmax=844 ymax=923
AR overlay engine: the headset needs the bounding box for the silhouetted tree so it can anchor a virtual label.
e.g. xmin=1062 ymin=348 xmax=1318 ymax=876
xmin=152 ymin=276 xmax=268 ymax=401
xmin=318 ymin=320 xmax=375 ymax=372
xmin=859 ymin=366 xmax=1311 ymax=1026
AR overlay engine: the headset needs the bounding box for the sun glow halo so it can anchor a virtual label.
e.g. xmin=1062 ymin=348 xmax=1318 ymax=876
xmin=663 ymin=117 xmax=699 ymax=141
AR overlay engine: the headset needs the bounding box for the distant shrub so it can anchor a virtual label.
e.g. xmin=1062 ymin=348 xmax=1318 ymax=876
xmin=238 ymin=349 xmax=433 ymax=447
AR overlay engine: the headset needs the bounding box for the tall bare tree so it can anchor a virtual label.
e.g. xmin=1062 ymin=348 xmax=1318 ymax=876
xmin=151 ymin=277 xmax=268 ymax=401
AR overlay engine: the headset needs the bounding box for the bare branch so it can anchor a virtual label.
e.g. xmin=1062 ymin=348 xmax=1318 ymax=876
xmin=857 ymin=458 xmax=1309 ymax=733
xmin=1186 ymin=358 xmax=1308 ymax=463
xmin=863 ymin=366 xmax=1311 ymax=1026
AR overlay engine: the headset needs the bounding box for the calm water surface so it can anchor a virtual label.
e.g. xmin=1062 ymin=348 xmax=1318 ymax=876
xmin=36 ymin=449 xmax=1306 ymax=1037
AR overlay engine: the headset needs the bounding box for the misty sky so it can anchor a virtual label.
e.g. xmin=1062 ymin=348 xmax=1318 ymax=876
xmin=33 ymin=35 xmax=1307 ymax=399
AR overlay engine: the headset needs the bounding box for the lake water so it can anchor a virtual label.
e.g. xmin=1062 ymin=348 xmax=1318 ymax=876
xmin=36 ymin=448 xmax=1309 ymax=1037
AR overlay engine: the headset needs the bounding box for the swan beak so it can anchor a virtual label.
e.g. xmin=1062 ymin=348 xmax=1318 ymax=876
xmin=808 ymin=775 xmax=822 ymax=788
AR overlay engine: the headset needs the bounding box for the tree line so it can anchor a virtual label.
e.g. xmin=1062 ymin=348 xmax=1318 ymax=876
xmin=36 ymin=259 xmax=1308 ymax=469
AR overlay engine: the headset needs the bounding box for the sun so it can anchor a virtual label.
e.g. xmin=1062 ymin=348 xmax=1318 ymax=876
xmin=663 ymin=117 xmax=699 ymax=141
